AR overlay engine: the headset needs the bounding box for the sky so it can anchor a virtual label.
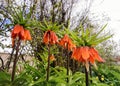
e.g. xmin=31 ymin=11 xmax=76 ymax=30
xmin=1 ymin=0 xmax=120 ymax=53
xmin=91 ymin=0 xmax=120 ymax=43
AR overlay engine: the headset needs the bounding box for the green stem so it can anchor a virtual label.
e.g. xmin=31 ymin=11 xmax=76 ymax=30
xmin=11 ymin=40 xmax=21 ymax=82
xmin=46 ymin=44 xmax=51 ymax=82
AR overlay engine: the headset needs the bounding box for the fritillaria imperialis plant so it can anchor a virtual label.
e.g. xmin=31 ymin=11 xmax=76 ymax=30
xmin=43 ymin=30 xmax=58 ymax=81
xmin=8 ymin=7 xmax=32 ymax=82
xmin=11 ymin=24 xmax=32 ymax=81
xmin=42 ymin=21 xmax=60 ymax=81
xmin=59 ymin=34 xmax=76 ymax=82
xmin=70 ymin=24 xmax=112 ymax=86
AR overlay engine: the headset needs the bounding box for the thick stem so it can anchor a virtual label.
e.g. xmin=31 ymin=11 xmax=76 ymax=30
xmin=11 ymin=40 xmax=21 ymax=82
xmin=66 ymin=43 xmax=69 ymax=83
xmin=89 ymin=63 xmax=92 ymax=83
xmin=85 ymin=67 xmax=89 ymax=86
xmin=6 ymin=45 xmax=15 ymax=71
xmin=46 ymin=44 xmax=51 ymax=82
xmin=67 ymin=50 xmax=69 ymax=83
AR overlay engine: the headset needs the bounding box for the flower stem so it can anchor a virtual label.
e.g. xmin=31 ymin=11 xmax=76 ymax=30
xmin=46 ymin=44 xmax=51 ymax=82
xmin=66 ymin=44 xmax=69 ymax=83
xmin=67 ymin=51 xmax=69 ymax=83
xmin=89 ymin=63 xmax=92 ymax=83
xmin=85 ymin=67 xmax=89 ymax=86
xmin=11 ymin=40 xmax=21 ymax=82
xmin=6 ymin=45 xmax=16 ymax=71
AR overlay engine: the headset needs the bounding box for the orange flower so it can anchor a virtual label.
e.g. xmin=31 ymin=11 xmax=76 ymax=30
xmin=89 ymin=47 xmax=105 ymax=64
xmin=11 ymin=24 xmax=32 ymax=47
xmin=59 ymin=34 xmax=76 ymax=50
xmin=43 ymin=30 xmax=58 ymax=45
xmin=50 ymin=54 xmax=56 ymax=61
xmin=72 ymin=46 xmax=105 ymax=71
xmin=11 ymin=24 xmax=24 ymax=39
xmin=23 ymin=29 xmax=32 ymax=40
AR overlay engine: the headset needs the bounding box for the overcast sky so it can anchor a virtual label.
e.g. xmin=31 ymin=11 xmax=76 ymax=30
xmin=91 ymin=0 xmax=120 ymax=43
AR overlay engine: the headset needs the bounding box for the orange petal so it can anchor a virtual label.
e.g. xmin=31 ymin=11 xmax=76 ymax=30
xmin=81 ymin=46 xmax=90 ymax=60
xmin=12 ymin=38 xmax=15 ymax=47
xmin=19 ymin=27 xmax=25 ymax=40
xmin=72 ymin=47 xmax=82 ymax=61
xmin=11 ymin=31 xmax=17 ymax=39
xmin=89 ymin=56 xmax=95 ymax=64
xmin=89 ymin=47 xmax=105 ymax=62
xmin=68 ymin=40 xmax=76 ymax=51
xmin=43 ymin=31 xmax=50 ymax=44
xmin=24 ymin=30 xmax=32 ymax=40
xmin=12 ymin=24 xmax=22 ymax=34
xmin=59 ymin=34 xmax=75 ymax=50
xmin=59 ymin=34 xmax=69 ymax=47
xmin=78 ymin=55 xmax=85 ymax=62
xmin=96 ymin=56 xmax=105 ymax=62
xmin=50 ymin=31 xmax=58 ymax=44
xmin=11 ymin=24 xmax=23 ymax=39
xmin=50 ymin=54 xmax=56 ymax=61
xmin=72 ymin=48 xmax=79 ymax=60
xmin=59 ymin=40 xmax=64 ymax=47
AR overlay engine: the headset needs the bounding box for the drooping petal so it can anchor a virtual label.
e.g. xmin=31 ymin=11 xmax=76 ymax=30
xmin=43 ymin=30 xmax=58 ymax=45
xmin=50 ymin=54 xmax=56 ymax=61
xmin=12 ymin=24 xmax=22 ymax=34
xmin=81 ymin=46 xmax=90 ymax=61
xmin=96 ymin=56 xmax=105 ymax=62
xmin=11 ymin=24 xmax=23 ymax=39
xmin=11 ymin=31 xmax=17 ymax=39
xmin=72 ymin=48 xmax=79 ymax=60
xmin=59 ymin=34 xmax=76 ymax=50
xmin=85 ymin=61 xmax=89 ymax=72
xmin=43 ymin=31 xmax=50 ymax=44
xmin=24 ymin=29 xmax=32 ymax=40
xmin=68 ymin=41 xmax=76 ymax=51
xmin=50 ymin=31 xmax=58 ymax=44
xmin=19 ymin=27 xmax=25 ymax=40
xmin=89 ymin=56 xmax=95 ymax=64
xmin=12 ymin=38 xmax=15 ymax=47
xmin=89 ymin=47 xmax=105 ymax=62
xmin=59 ymin=34 xmax=69 ymax=48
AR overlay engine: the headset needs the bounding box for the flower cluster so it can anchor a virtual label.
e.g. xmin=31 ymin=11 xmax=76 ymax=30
xmin=43 ymin=30 xmax=58 ymax=45
xmin=11 ymin=24 xmax=32 ymax=46
xmin=43 ymin=30 xmax=105 ymax=67
xmin=72 ymin=46 xmax=105 ymax=71
xmin=59 ymin=34 xmax=76 ymax=50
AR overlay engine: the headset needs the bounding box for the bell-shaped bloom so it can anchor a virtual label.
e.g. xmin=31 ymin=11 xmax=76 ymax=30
xmin=72 ymin=46 xmax=105 ymax=71
xmin=50 ymin=54 xmax=56 ymax=61
xmin=89 ymin=47 xmax=105 ymax=64
xmin=11 ymin=24 xmax=24 ymax=39
xmin=23 ymin=29 xmax=32 ymax=40
xmin=43 ymin=30 xmax=58 ymax=45
xmin=59 ymin=34 xmax=76 ymax=51
xmin=11 ymin=24 xmax=32 ymax=47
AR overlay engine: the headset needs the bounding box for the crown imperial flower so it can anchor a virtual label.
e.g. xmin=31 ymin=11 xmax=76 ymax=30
xmin=11 ymin=24 xmax=32 ymax=47
xmin=43 ymin=30 xmax=58 ymax=45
